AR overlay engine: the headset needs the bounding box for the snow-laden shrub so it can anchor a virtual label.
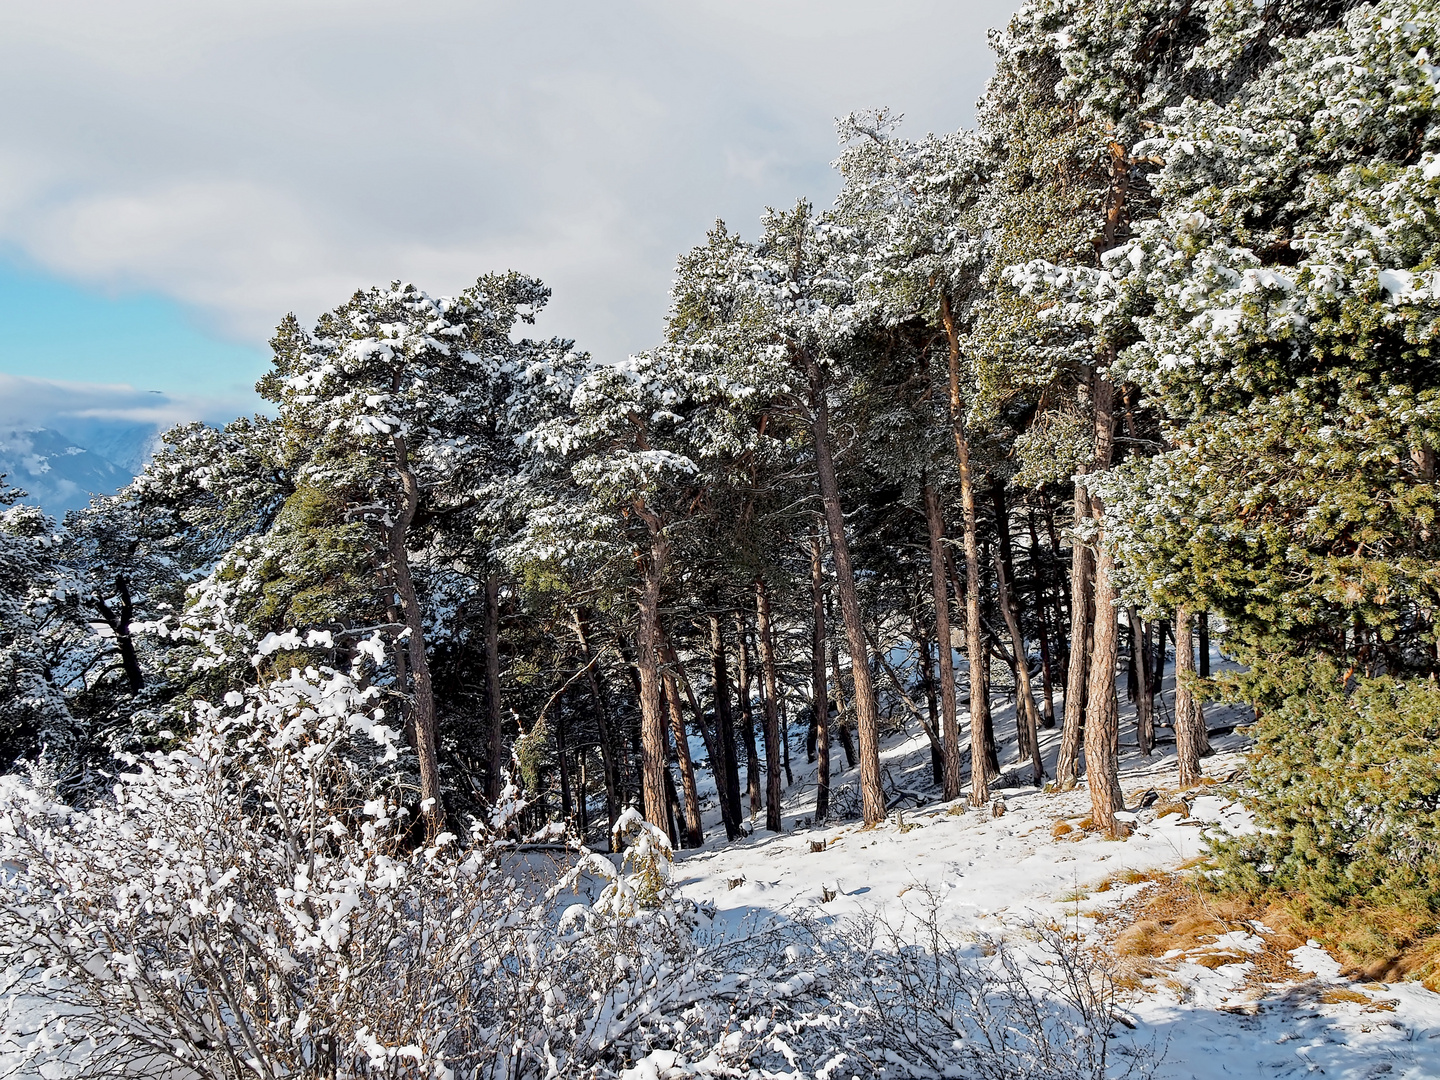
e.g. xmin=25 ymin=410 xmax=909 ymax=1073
xmin=0 ymin=665 xmax=696 ymax=1080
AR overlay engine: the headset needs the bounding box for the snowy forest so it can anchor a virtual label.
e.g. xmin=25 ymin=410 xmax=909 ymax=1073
xmin=3 ymin=0 xmax=1440 ymax=1076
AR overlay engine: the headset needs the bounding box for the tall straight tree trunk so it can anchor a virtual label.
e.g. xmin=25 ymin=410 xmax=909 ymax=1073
xmin=1129 ymin=607 xmax=1154 ymax=755
xmin=571 ymin=610 xmax=620 ymax=844
xmin=804 ymin=353 xmax=884 ymax=824
xmin=827 ymin=600 xmax=858 ymax=770
xmin=555 ymin=691 xmax=574 ymax=826
xmin=389 ymin=435 xmax=443 ymax=837
xmin=1027 ymin=511 xmax=1058 ymax=728
xmin=1174 ymin=606 xmax=1209 ymax=785
xmin=660 ymin=664 xmax=704 ymax=847
xmin=633 ymin=502 xmax=671 ymax=834
xmin=1084 ymin=510 xmax=1125 ymax=835
xmin=810 ymin=528 xmax=832 ymax=821
xmin=735 ymin=612 xmax=762 ymax=818
xmin=1056 ymin=487 xmax=1093 ymax=790
xmin=995 ymin=550 xmax=1044 ymax=786
xmin=939 ymin=293 xmax=992 ymax=808
xmin=484 ymin=573 xmax=504 ymax=802
xmin=913 ymin=617 xmax=946 ymax=786
xmin=923 ymin=481 xmax=964 ymax=799
xmin=755 ymin=578 xmax=784 ymax=832
xmin=709 ymin=615 xmax=745 ymax=839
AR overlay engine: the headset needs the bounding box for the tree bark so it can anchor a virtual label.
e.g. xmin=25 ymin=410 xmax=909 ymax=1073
xmin=735 ymin=611 xmax=762 ymax=818
xmin=755 ymin=578 xmax=784 ymax=832
xmin=389 ymin=434 xmax=443 ymax=837
xmin=660 ymin=663 xmax=704 ymax=847
xmin=1174 ymin=606 xmax=1206 ymax=786
xmin=804 ymin=353 xmax=884 ymax=824
xmin=810 ymin=528 xmax=832 ymax=821
xmin=995 ymin=550 xmax=1044 ymax=786
xmin=923 ymin=481 xmax=964 ymax=799
xmin=1084 ymin=508 xmax=1125 ymax=835
xmin=484 ymin=573 xmax=504 ymax=803
xmin=827 ymin=601 xmax=858 ymax=770
xmin=1056 ymin=485 xmax=1093 ymax=790
xmin=709 ymin=614 xmax=745 ymax=839
xmin=1128 ymin=607 xmax=1154 ymax=755
xmin=938 ymin=294 xmax=991 ymax=808
xmin=633 ymin=501 xmax=671 ymax=834
xmin=1027 ymin=511 xmax=1058 ymax=728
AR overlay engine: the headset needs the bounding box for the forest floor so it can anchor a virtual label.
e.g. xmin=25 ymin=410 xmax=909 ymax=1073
xmin=673 ymin=673 xmax=1440 ymax=1079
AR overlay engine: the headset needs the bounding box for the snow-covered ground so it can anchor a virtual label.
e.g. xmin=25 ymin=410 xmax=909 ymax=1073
xmin=671 ymin=670 xmax=1440 ymax=1079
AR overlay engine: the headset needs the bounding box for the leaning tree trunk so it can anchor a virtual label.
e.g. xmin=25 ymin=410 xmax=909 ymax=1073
xmin=94 ymin=575 xmax=144 ymax=695
xmin=1174 ymin=606 xmax=1205 ymax=787
xmin=804 ymin=353 xmax=885 ymax=825
xmin=939 ymin=294 xmax=992 ymax=808
xmin=1027 ymin=511 xmax=1058 ymax=728
xmin=1084 ymin=507 xmax=1125 ymax=836
xmin=388 ymin=437 xmax=444 ymax=837
xmin=633 ymin=501 xmax=672 ymax=834
xmin=809 ymin=528 xmax=831 ymax=822
xmin=923 ymin=481 xmax=964 ymax=800
xmin=484 ymin=573 xmax=505 ymax=802
xmin=709 ymin=615 xmax=745 ymax=839
xmin=995 ymin=550 xmax=1044 ymax=787
xmin=755 ymin=578 xmax=785 ymax=833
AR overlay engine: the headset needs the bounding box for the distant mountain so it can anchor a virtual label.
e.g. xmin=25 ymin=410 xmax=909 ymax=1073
xmin=49 ymin=417 xmax=160 ymax=476
xmin=0 ymin=427 xmax=133 ymax=517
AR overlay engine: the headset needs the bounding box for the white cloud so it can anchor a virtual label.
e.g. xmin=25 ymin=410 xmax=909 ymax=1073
xmin=0 ymin=0 xmax=1012 ymax=366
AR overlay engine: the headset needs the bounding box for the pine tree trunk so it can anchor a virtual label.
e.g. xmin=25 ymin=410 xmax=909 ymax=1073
xmin=389 ymin=435 xmax=443 ymax=837
xmin=810 ymin=527 xmax=831 ymax=822
xmin=1174 ymin=606 xmax=1211 ymax=783
xmin=484 ymin=573 xmax=504 ymax=802
xmin=804 ymin=353 xmax=884 ymax=825
xmin=709 ymin=614 xmax=745 ymax=839
xmin=924 ymin=481 xmax=964 ymax=799
xmin=913 ymin=618 xmax=945 ymax=786
xmin=94 ymin=575 xmax=144 ymax=695
xmin=661 ymin=664 xmax=704 ymax=846
xmin=735 ymin=611 xmax=762 ymax=818
xmin=571 ymin=609 xmax=620 ymax=845
xmin=1129 ymin=607 xmax=1154 ymax=755
xmin=1027 ymin=512 xmax=1057 ymax=727
xmin=939 ymin=294 xmax=991 ymax=809
xmin=555 ymin=691 xmax=574 ymax=826
xmin=995 ymin=550 xmax=1044 ymax=786
xmin=1084 ymin=510 xmax=1125 ymax=835
xmin=633 ymin=502 xmax=671 ymax=834
xmin=1056 ymin=485 xmax=1093 ymax=790
xmin=755 ymin=578 xmax=784 ymax=832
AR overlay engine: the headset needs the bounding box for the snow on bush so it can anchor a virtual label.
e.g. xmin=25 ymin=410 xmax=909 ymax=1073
xmin=0 ymin=659 xmax=1150 ymax=1079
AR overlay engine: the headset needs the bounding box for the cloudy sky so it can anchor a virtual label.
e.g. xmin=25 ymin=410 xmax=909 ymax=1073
xmin=0 ymin=1 xmax=1013 ymax=435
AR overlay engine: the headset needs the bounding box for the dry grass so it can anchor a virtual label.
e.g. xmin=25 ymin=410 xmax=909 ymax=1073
xmin=1051 ymin=820 xmax=1074 ymax=839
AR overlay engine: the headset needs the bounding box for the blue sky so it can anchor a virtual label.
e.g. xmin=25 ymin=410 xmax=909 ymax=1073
xmin=0 ymin=259 xmax=269 ymax=404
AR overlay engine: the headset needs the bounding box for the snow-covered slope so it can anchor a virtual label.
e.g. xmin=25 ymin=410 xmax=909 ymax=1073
xmin=0 ymin=427 xmax=131 ymax=515
xmin=671 ymin=688 xmax=1440 ymax=1079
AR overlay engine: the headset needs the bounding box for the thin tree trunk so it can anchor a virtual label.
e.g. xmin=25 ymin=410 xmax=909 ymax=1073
xmin=389 ymin=434 xmax=443 ymax=837
xmin=1027 ymin=511 xmax=1057 ymax=727
xmin=913 ymin=616 xmax=945 ymax=786
xmin=1129 ymin=607 xmax=1154 ymax=755
xmin=571 ymin=609 xmax=620 ymax=844
xmin=555 ymin=690 xmax=574 ymax=826
xmin=661 ymin=663 xmax=704 ymax=847
xmin=484 ymin=573 xmax=504 ymax=802
xmin=805 ymin=353 xmax=884 ymax=824
xmin=995 ymin=550 xmax=1044 ymax=786
xmin=827 ymin=617 xmax=859 ymax=771
xmin=1056 ymin=486 xmax=1093 ymax=790
xmin=939 ymin=293 xmax=991 ymax=809
xmin=810 ymin=528 xmax=831 ymax=821
xmin=633 ymin=502 xmax=671 ymax=834
xmin=755 ymin=578 xmax=784 ymax=832
xmin=923 ymin=481 xmax=963 ymax=799
xmin=735 ymin=611 xmax=762 ymax=818
xmin=1084 ymin=509 xmax=1125 ymax=835
xmin=1175 ymin=606 xmax=1204 ymax=787
xmin=709 ymin=614 xmax=744 ymax=840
